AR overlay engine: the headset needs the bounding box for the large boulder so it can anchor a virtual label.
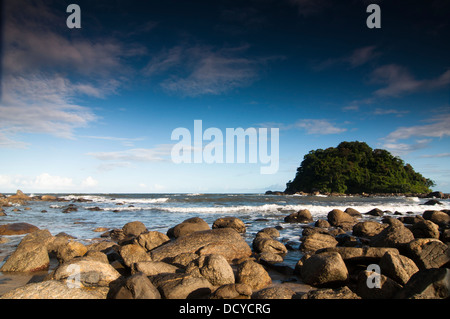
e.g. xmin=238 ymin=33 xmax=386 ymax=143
xmin=299 ymin=252 xmax=348 ymax=287
xmin=212 ymin=217 xmax=246 ymax=233
xmin=299 ymin=232 xmax=338 ymax=253
xmin=369 ymin=222 xmax=414 ymax=248
xmin=284 ymin=209 xmax=313 ymax=223
xmin=352 ymin=221 xmax=387 ymax=238
xmin=51 ymin=258 xmax=121 ymax=287
xmin=235 ymin=260 xmax=272 ymax=290
xmin=0 ymin=223 xmax=39 ymax=236
xmin=55 ymin=240 xmax=88 ymax=264
xmin=410 ymin=220 xmax=440 ymax=239
xmin=317 ymin=247 xmax=399 ymax=263
xmin=150 ymin=228 xmax=252 ymax=263
xmin=134 ymin=231 xmax=170 ymax=251
xmin=108 ymin=273 xmax=161 ymax=299
xmin=356 ymin=270 xmax=402 ymax=299
xmin=209 ymin=283 xmax=252 ymax=299
xmin=167 ymin=217 xmax=210 ymax=238
xmin=0 ymin=240 xmax=49 ymax=272
xmin=327 ymin=209 xmax=355 ymax=230
xmin=122 ymin=221 xmax=147 ymax=237
xmin=253 ymin=233 xmax=287 ymax=255
xmin=119 ymin=244 xmax=152 ymax=268
xmin=379 ymin=251 xmax=419 ymax=285
xmin=0 ymin=280 xmax=104 ymax=299
xmin=395 ymin=268 xmax=450 ymax=299
xmin=131 ymin=261 xmax=180 ymax=276
xmin=150 ymin=273 xmax=213 ymax=299
xmin=422 ymin=210 xmax=450 ymax=227
xmin=186 ymin=254 xmax=235 ymax=286
xmin=404 ymin=238 xmax=450 ymax=269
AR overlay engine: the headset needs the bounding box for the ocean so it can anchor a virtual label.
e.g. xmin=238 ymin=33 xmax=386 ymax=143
xmin=1 ymin=193 xmax=449 ymax=269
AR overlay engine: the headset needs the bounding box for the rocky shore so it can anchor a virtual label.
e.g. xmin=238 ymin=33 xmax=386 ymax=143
xmin=0 ymin=191 xmax=449 ymax=299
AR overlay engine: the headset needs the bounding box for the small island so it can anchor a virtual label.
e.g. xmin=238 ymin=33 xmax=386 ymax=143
xmin=284 ymin=141 xmax=435 ymax=195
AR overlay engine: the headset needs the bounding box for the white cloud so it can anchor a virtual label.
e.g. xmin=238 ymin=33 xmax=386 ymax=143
xmin=144 ymin=44 xmax=266 ymax=97
xmin=294 ymin=119 xmax=347 ymax=135
xmin=88 ymin=145 xmax=173 ymax=163
xmin=81 ymin=176 xmax=99 ymax=188
xmin=20 ymin=173 xmax=74 ymax=191
xmin=385 ymin=114 xmax=450 ymax=142
xmin=383 ymin=139 xmax=432 ymax=156
xmin=371 ymin=64 xmax=450 ymax=97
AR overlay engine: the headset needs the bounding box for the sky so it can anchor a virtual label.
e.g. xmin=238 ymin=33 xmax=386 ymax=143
xmin=0 ymin=0 xmax=449 ymax=194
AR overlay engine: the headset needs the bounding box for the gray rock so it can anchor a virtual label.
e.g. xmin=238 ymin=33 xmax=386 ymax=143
xmin=122 ymin=221 xmax=147 ymax=237
xmin=253 ymin=233 xmax=287 ymax=255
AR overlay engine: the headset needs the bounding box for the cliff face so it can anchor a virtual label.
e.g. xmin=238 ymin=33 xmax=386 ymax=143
xmin=284 ymin=141 xmax=435 ymax=195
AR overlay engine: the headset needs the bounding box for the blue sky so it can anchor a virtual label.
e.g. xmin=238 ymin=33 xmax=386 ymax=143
xmin=0 ymin=0 xmax=449 ymax=193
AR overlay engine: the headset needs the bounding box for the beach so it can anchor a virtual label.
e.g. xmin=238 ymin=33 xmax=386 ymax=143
xmin=0 ymin=191 xmax=449 ymax=299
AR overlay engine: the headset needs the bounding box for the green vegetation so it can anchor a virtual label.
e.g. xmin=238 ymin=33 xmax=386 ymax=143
xmin=285 ymin=141 xmax=435 ymax=194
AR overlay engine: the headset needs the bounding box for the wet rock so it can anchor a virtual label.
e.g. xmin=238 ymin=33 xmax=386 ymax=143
xmin=212 ymin=217 xmax=246 ymax=233
xmin=151 ymin=228 xmax=252 ymax=263
xmin=167 ymin=217 xmax=210 ymax=238
xmin=284 ymin=209 xmax=313 ymax=223
xmin=0 ymin=223 xmax=39 ymax=236
xmin=327 ymin=209 xmax=355 ymax=230
xmin=122 ymin=221 xmax=147 ymax=238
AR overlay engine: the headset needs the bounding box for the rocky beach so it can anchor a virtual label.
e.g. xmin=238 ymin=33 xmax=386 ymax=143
xmin=0 ymin=190 xmax=449 ymax=300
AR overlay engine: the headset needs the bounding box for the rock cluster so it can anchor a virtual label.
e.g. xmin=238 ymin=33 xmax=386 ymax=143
xmin=0 ymin=205 xmax=449 ymax=299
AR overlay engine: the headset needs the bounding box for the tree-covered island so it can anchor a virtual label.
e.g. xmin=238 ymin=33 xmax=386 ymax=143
xmin=284 ymin=141 xmax=435 ymax=195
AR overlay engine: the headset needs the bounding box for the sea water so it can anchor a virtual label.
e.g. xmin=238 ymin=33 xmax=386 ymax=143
xmin=1 ymin=193 xmax=449 ymax=269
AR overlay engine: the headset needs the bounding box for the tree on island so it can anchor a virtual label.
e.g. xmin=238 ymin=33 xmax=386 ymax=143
xmin=285 ymin=141 xmax=435 ymax=195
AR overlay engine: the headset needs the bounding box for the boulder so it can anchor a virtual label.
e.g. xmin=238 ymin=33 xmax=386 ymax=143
xmin=7 ymin=190 xmax=32 ymax=204
xmin=256 ymin=227 xmax=280 ymax=238
xmin=252 ymin=233 xmax=287 ymax=255
xmin=122 ymin=221 xmax=147 ymax=237
xmin=411 ymin=220 xmax=440 ymax=239
xmin=235 ymin=260 xmax=272 ymax=290
xmin=150 ymin=228 xmax=252 ymax=263
xmin=212 ymin=217 xmax=246 ymax=233
xmin=356 ymin=270 xmax=403 ymax=299
xmin=119 ymin=244 xmax=152 ymax=268
xmin=51 ymin=258 xmax=121 ymax=287
xmin=0 ymin=223 xmax=39 ymax=236
xmin=150 ymin=273 xmax=213 ymax=299
xmin=252 ymin=286 xmax=295 ymax=299
xmin=315 ymin=219 xmax=330 ymax=228
xmin=186 ymin=254 xmax=235 ymax=286
xmin=301 ymin=286 xmax=361 ymax=299
xmin=41 ymin=195 xmax=57 ymax=201
xmin=345 ymin=208 xmax=362 ymax=218
xmin=55 ymin=240 xmax=88 ymax=264
xmin=0 ymin=240 xmax=49 ymax=272
xmin=366 ymin=208 xmax=384 ymax=217
xmin=327 ymin=209 xmax=355 ymax=230
xmin=299 ymin=232 xmax=338 ymax=253
xmin=369 ymin=222 xmax=414 ymax=248
xmin=379 ymin=251 xmax=419 ymax=285
xmin=300 ymin=252 xmax=348 ymax=287
xmin=404 ymin=238 xmax=450 ymax=269
xmin=317 ymin=246 xmax=399 ymax=263
xmin=0 ymin=280 xmax=104 ymax=299
xmin=423 ymin=199 xmax=442 ymax=206
xmin=167 ymin=217 xmax=210 ymax=238
xmin=131 ymin=261 xmax=180 ymax=276
xmin=422 ymin=210 xmax=450 ymax=227
xmin=395 ymin=268 xmax=450 ymax=299
xmin=284 ymin=209 xmax=313 ymax=223
xmin=427 ymin=191 xmax=444 ymax=199
xmin=108 ymin=272 xmax=161 ymax=299
xmin=134 ymin=231 xmax=170 ymax=251
xmin=352 ymin=221 xmax=387 ymax=238
xmin=209 ymin=283 xmax=252 ymax=299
